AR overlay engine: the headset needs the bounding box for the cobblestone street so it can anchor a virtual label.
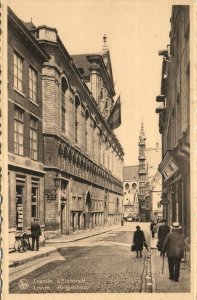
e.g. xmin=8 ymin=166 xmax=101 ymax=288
xmin=9 ymin=223 xmax=148 ymax=293
xmin=9 ymin=222 xmax=191 ymax=294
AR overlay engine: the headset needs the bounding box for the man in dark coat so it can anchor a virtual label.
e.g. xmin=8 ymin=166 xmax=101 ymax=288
xmin=150 ymin=221 xmax=156 ymax=238
xmin=158 ymin=219 xmax=170 ymax=256
xmin=162 ymin=222 xmax=185 ymax=282
xmin=31 ymin=218 xmax=41 ymax=251
xmin=133 ymin=225 xmax=145 ymax=258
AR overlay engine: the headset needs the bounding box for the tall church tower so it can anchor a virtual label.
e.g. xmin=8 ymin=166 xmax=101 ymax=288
xmin=138 ymin=121 xmax=147 ymax=220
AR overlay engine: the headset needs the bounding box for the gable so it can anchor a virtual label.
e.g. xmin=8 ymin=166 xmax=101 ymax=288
xmin=102 ymin=50 xmax=114 ymax=87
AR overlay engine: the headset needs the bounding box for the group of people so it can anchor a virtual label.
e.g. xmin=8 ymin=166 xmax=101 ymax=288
xmin=132 ymin=219 xmax=185 ymax=282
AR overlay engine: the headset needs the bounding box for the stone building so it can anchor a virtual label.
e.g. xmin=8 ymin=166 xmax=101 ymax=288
xmin=149 ymin=171 xmax=163 ymax=221
xmin=26 ymin=26 xmax=124 ymax=237
xmin=138 ymin=122 xmax=148 ymax=221
xmin=138 ymin=122 xmax=162 ymax=221
xmin=7 ymin=8 xmax=49 ymax=247
xmin=146 ymin=143 xmax=162 ymax=221
xmin=156 ymin=6 xmax=190 ymax=240
xmin=123 ymin=166 xmax=139 ymax=219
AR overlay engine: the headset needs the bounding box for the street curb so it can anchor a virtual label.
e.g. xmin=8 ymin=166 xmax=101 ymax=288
xmin=9 ymin=226 xmax=122 ymax=268
xmin=9 ymin=248 xmax=59 ymax=268
xmin=45 ymin=228 xmax=116 ymax=244
xmin=151 ymin=253 xmax=156 ymax=293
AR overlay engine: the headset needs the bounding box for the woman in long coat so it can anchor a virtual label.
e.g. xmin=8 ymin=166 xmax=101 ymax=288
xmin=133 ymin=225 xmax=145 ymax=258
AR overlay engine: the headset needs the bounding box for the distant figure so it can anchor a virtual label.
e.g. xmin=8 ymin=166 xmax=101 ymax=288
xmin=157 ymin=217 xmax=160 ymax=223
xmin=31 ymin=218 xmax=41 ymax=251
xmin=133 ymin=225 xmax=145 ymax=258
xmin=156 ymin=218 xmax=164 ymax=234
xmin=150 ymin=221 xmax=157 ymax=238
xmin=158 ymin=219 xmax=170 ymax=256
xmin=162 ymin=222 xmax=185 ymax=282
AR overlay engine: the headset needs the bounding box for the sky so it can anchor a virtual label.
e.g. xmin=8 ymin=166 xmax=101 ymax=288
xmin=6 ymin=0 xmax=190 ymax=166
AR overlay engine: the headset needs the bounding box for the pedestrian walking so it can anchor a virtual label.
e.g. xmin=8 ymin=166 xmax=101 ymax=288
xmin=162 ymin=222 xmax=185 ymax=282
xmin=150 ymin=220 xmax=156 ymax=238
xmin=31 ymin=218 xmax=41 ymax=251
xmin=133 ymin=225 xmax=146 ymax=258
xmin=157 ymin=219 xmax=170 ymax=256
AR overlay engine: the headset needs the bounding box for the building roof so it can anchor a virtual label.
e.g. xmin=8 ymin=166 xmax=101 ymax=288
xmin=8 ymin=7 xmax=50 ymax=62
xmin=22 ymin=21 xmax=36 ymax=31
xmin=71 ymin=51 xmax=115 ymax=97
xmin=72 ymin=54 xmax=98 ymax=79
xmin=123 ymin=166 xmax=139 ymax=181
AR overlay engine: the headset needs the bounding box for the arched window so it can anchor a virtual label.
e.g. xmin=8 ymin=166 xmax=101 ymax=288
xmin=125 ymin=183 xmax=130 ymax=191
xmin=85 ymin=109 xmax=90 ymax=153
xmin=74 ymin=95 xmax=80 ymax=143
xmin=132 ymin=183 xmax=137 ymax=190
xmin=93 ymin=119 xmax=97 ymax=160
xmin=61 ymin=77 xmax=68 ymax=133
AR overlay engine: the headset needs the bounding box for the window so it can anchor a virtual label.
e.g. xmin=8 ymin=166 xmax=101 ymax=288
xmin=74 ymin=96 xmax=80 ymax=143
xmin=85 ymin=110 xmax=91 ymax=153
xmin=61 ymin=78 xmax=68 ymax=132
xmin=31 ymin=185 xmax=38 ymax=218
xmin=132 ymin=183 xmax=137 ymax=189
xmin=29 ymin=66 xmax=37 ymax=102
xmin=14 ymin=52 xmax=23 ymax=92
xmin=14 ymin=107 xmax=24 ymax=155
xmin=125 ymin=183 xmax=130 ymax=191
xmin=16 ymin=184 xmax=24 ymax=230
xmin=30 ymin=117 xmax=38 ymax=160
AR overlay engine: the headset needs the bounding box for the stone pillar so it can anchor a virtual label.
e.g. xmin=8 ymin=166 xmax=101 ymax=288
xmin=90 ymin=64 xmax=100 ymax=104
xmin=9 ymin=171 xmax=16 ymax=229
xmin=39 ymin=177 xmax=45 ymax=227
xmin=75 ymin=212 xmax=78 ymax=231
xmin=9 ymin=171 xmax=16 ymax=248
xmin=25 ymin=175 xmax=32 ymax=230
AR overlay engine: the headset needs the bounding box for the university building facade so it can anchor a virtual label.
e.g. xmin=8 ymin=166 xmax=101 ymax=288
xmin=7 ymin=7 xmax=124 ymax=245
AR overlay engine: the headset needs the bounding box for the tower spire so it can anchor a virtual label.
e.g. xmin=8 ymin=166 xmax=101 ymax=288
xmin=138 ymin=121 xmax=147 ymax=221
xmin=139 ymin=120 xmax=146 ymax=140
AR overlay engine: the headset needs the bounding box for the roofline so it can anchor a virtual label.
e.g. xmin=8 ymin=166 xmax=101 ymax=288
xmin=124 ymin=165 xmax=139 ymax=168
xmin=72 ymin=53 xmax=115 ymax=97
xmin=87 ymin=54 xmax=115 ymax=97
xmin=38 ymin=37 xmax=124 ymax=156
xmin=8 ymin=7 xmax=50 ymax=62
xmin=34 ymin=25 xmax=58 ymax=33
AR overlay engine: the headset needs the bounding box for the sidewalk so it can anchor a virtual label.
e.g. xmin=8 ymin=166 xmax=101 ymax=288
xmin=9 ymin=224 xmax=121 ymax=268
xmin=150 ymin=237 xmax=190 ymax=293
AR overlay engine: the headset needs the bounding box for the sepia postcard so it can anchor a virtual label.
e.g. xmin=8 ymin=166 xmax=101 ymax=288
xmin=1 ymin=0 xmax=196 ymax=299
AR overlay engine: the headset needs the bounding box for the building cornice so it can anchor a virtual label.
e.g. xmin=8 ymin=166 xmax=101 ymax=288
xmin=8 ymin=7 xmax=50 ymax=62
xmin=38 ymin=39 xmax=124 ymax=156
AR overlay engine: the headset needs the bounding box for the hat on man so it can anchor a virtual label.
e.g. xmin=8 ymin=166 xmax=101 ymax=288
xmin=171 ymin=222 xmax=181 ymax=229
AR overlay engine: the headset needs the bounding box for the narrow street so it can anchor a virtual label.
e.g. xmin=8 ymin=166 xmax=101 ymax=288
xmin=9 ymin=222 xmax=151 ymax=293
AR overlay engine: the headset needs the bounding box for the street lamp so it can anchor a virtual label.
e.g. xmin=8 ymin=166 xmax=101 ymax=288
xmin=54 ymin=173 xmax=61 ymax=189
